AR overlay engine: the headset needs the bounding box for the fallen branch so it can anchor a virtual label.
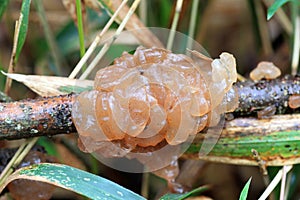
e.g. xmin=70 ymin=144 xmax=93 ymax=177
xmin=0 ymin=77 xmax=300 ymax=166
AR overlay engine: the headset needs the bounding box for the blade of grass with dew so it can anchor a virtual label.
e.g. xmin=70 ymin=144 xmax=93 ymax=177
xmin=0 ymin=163 xmax=146 ymax=200
xmin=15 ymin=0 xmax=31 ymax=63
xmin=239 ymin=177 xmax=252 ymax=200
xmin=0 ymin=0 xmax=9 ymax=20
xmin=159 ymin=185 xmax=209 ymax=200
xmin=267 ymin=0 xmax=293 ymax=20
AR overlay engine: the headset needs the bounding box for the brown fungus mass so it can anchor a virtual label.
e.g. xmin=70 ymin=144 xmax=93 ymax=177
xmin=72 ymin=46 xmax=238 ymax=158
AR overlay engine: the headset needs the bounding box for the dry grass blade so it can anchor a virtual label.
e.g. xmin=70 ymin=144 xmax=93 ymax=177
xmin=167 ymin=0 xmax=184 ymax=50
xmin=5 ymin=21 xmax=21 ymax=94
xmin=69 ymin=0 xmax=129 ymax=79
xmin=3 ymin=72 xmax=93 ymax=96
xmin=263 ymin=0 xmax=292 ymax=35
xmin=79 ymin=0 xmax=142 ymax=80
xmin=258 ymin=165 xmax=293 ymax=200
xmin=101 ymin=0 xmax=163 ymax=48
xmin=291 ymin=16 xmax=300 ymax=75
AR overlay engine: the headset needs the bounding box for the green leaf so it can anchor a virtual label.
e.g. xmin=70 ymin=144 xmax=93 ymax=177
xmin=2 ymin=163 xmax=146 ymax=200
xmin=15 ymin=0 xmax=31 ymax=62
xmin=159 ymin=185 xmax=209 ymax=200
xmin=58 ymin=85 xmax=93 ymax=93
xmin=267 ymin=0 xmax=292 ymax=20
xmin=239 ymin=177 xmax=252 ymax=200
xmin=0 ymin=0 xmax=9 ymax=20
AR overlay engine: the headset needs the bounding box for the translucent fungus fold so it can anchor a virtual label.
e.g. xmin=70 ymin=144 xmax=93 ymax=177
xmin=250 ymin=61 xmax=281 ymax=81
xmin=72 ymin=46 xmax=238 ymax=157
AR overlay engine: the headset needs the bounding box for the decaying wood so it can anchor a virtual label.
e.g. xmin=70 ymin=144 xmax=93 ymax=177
xmin=0 ymin=94 xmax=76 ymax=139
xmin=0 ymin=76 xmax=299 ymax=141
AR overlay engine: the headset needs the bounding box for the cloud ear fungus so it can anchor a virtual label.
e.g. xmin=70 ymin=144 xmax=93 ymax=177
xmin=72 ymin=46 xmax=238 ymax=158
xmin=95 ymin=92 xmax=125 ymax=140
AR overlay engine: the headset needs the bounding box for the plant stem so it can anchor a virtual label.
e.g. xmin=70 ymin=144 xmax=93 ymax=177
xmin=33 ymin=0 xmax=65 ymax=75
xmin=187 ymin=0 xmax=199 ymax=50
xmin=258 ymin=166 xmax=292 ymax=200
xmin=254 ymin=0 xmax=273 ymax=56
xmin=79 ymin=0 xmax=141 ymax=80
xmin=75 ymin=0 xmax=86 ymax=63
xmin=4 ymin=20 xmax=20 ymax=94
xmin=167 ymin=0 xmax=184 ymax=50
xmin=68 ymin=0 xmax=129 ymax=79
xmin=291 ymin=7 xmax=300 ymax=75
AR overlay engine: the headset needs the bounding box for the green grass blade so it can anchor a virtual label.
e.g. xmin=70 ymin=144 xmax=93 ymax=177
xmin=186 ymin=129 xmax=300 ymax=166
xmin=239 ymin=177 xmax=252 ymax=200
xmin=9 ymin=163 xmax=146 ymax=200
xmin=15 ymin=0 xmax=31 ymax=62
xmin=159 ymin=185 xmax=209 ymax=200
xmin=267 ymin=0 xmax=292 ymax=20
xmin=75 ymin=0 xmax=86 ymax=60
xmin=0 ymin=0 xmax=9 ymax=20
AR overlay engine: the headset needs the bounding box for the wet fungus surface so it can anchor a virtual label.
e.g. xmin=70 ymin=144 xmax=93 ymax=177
xmin=72 ymin=46 xmax=238 ymax=163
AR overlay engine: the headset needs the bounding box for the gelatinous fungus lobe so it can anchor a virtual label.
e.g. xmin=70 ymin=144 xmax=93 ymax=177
xmin=250 ymin=61 xmax=281 ymax=81
xmin=72 ymin=46 xmax=238 ymax=158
